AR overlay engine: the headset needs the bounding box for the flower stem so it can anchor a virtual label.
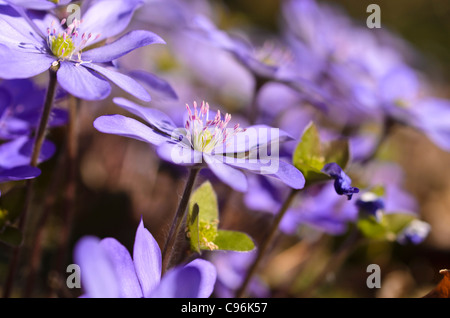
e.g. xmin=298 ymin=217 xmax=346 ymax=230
xmin=236 ymin=188 xmax=300 ymax=298
xmin=161 ymin=167 xmax=200 ymax=274
xmin=2 ymin=66 xmax=59 ymax=298
xmin=54 ymin=95 xmax=80 ymax=275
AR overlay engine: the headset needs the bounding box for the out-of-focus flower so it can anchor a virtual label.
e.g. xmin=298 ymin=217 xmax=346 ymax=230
xmin=355 ymin=192 xmax=385 ymax=222
xmin=0 ymin=165 xmax=40 ymax=184
xmin=378 ymin=66 xmax=450 ymax=152
xmin=0 ymin=139 xmax=42 ymax=196
xmin=0 ymin=136 xmax=55 ymax=168
xmin=209 ymin=250 xmax=269 ymax=298
xmin=4 ymin=0 xmax=71 ymax=10
xmin=356 ymin=161 xmax=418 ymax=216
xmin=0 ymin=79 xmax=67 ymax=140
xmin=74 ymin=218 xmax=217 ymax=298
xmin=322 ymin=162 xmax=360 ymax=200
xmin=397 ymin=219 xmax=431 ymax=245
xmin=281 ymin=183 xmax=359 ymax=235
xmin=281 ymin=0 xmax=410 ymax=126
xmin=94 ymin=98 xmax=305 ymax=192
xmin=0 ymin=0 xmax=164 ymax=101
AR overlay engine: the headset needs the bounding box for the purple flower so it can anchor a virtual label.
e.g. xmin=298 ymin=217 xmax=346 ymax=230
xmin=281 ymin=0 xmax=411 ymax=126
xmin=0 ymin=165 xmax=40 ymax=184
xmin=355 ymin=192 xmax=385 ymax=222
xmin=0 ymin=136 xmax=55 ymax=168
xmin=0 ymin=137 xmax=42 ymax=196
xmin=0 ymin=0 xmax=164 ymax=101
xmin=74 ymin=218 xmax=217 ymax=298
xmin=357 ymin=161 xmax=418 ymax=216
xmin=281 ymin=183 xmax=359 ymax=235
xmin=93 ymin=98 xmax=305 ymax=192
xmin=3 ymin=0 xmax=71 ymax=10
xmin=209 ymin=251 xmax=269 ymax=298
xmin=188 ymin=15 xmax=327 ymax=111
xmin=396 ymin=219 xmax=431 ymax=245
xmin=379 ymin=66 xmax=450 ymax=152
xmin=0 ymin=79 xmax=67 ymax=139
xmin=322 ymin=162 xmax=359 ymax=200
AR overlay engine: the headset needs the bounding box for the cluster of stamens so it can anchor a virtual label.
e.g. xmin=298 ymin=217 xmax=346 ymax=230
xmin=47 ymin=18 xmax=101 ymax=62
xmin=184 ymin=101 xmax=245 ymax=153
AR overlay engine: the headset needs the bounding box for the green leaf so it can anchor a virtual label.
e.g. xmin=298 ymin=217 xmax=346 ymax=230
xmin=213 ymin=230 xmax=255 ymax=252
xmin=357 ymin=216 xmax=388 ymax=240
xmin=187 ymin=181 xmax=256 ymax=253
xmin=187 ymin=203 xmax=201 ymax=253
xmin=323 ymin=139 xmax=350 ymax=170
xmin=188 ymin=181 xmax=218 ymax=223
xmin=292 ymin=122 xmax=330 ymax=185
xmin=187 ymin=181 xmax=220 ymax=252
xmin=357 ymin=213 xmax=417 ymax=241
xmin=293 ymin=122 xmax=324 ymax=170
xmin=0 ymin=208 xmax=9 ymax=230
xmin=0 ymin=226 xmax=23 ymax=247
xmin=384 ymin=213 xmax=416 ymax=234
xmin=293 ymin=122 xmax=353 ymax=185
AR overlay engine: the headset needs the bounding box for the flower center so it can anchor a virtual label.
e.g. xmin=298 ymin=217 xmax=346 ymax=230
xmin=50 ymin=34 xmax=75 ymax=58
xmin=47 ymin=19 xmax=100 ymax=62
xmin=184 ymin=101 xmax=245 ymax=154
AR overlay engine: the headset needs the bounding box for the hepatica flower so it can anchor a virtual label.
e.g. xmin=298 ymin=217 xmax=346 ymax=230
xmin=0 ymin=79 xmax=67 ymax=139
xmin=397 ymin=219 xmax=431 ymax=245
xmin=94 ymin=98 xmax=305 ymax=192
xmin=74 ymin=219 xmax=217 ymax=298
xmin=0 ymin=138 xmax=42 ymax=196
xmin=0 ymin=0 xmax=164 ymax=101
xmin=355 ymin=192 xmax=385 ymax=221
xmin=4 ymin=0 xmax=71 ymax=10
xmin=322 ymin=162 xmax=359 ymax=200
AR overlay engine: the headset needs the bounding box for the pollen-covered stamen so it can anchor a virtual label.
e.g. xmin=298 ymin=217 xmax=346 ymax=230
xmin=47 ymin=18 xmax=101 ymax=62
xmin=184 ymin=101 xmax=245 ymax=153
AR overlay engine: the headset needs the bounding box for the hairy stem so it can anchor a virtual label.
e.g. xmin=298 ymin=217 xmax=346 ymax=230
xmin=2 ymin=66 xmax=59 ymax=298
xmin=161 ymin=167 xmax=200 ymax=274
xmin=54 ymin=95 xmax=80 ymax=276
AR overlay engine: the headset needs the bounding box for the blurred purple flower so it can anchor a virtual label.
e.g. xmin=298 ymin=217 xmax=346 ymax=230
xmin=355 ymin=192 xmax=385 ymax=222
xmin=189 ymin=15 xmax=328 ymax=111
xmin=322 ymin=162 xmax=360 ymax=200
xmin=0 ymin=136 xmax=55 ymax=168
xmin=0 ymin=165 xmax=40 ymax=184
xmin=396 ymin=219 xmax=431 ymax=245
xmin=0 ymin=0 xmax=164 ymax=101
xmin=281 ymin=183 xmax=359 ymax=235
xmin=281 ymin=0 xmax=411 ymax=126
xmin=0 ymin=137 xmax=42 ymax=196
xmin=358 ymin=161 xmax=418 ymax=216
xmin=74 ymin=218 xmax=217 ymax=298
xmin=94 ymin=98 xmax=305 ymax=192
xmin=4 ymin=0 xmax=71 ymax=10
xmin=209 ymin=251 xmax=270 ymax=298
xmin=379 ymin=66 xmax=450 ymax=152
xmin=0 ymin=79 xmax=67 ymax=140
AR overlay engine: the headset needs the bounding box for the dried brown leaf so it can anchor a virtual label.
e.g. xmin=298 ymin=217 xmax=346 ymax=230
xmin=423 ymin=269 xmax=450 ymax=298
